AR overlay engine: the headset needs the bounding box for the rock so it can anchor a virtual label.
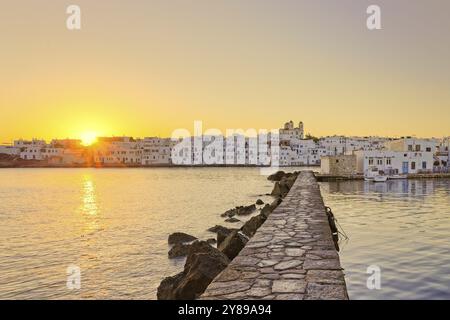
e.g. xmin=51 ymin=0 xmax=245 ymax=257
xmin=278 ymin=179 xmax=291 ymax=198
xmin=272 ymin=174 xmax=298 ymax=198
xmin=208 ymin=225 xmax=232 ymax=234
xmin=157 ymin=272 xmax=185 ymax=300
xmin=217 ymin=229 xmax=231 ymax=247
xmin=168 ymin=232 xmax=197 ymax=245
xmin=218 ymin=230 xmax=249 ymax=260
xmin=269 ymin=198 xmax=282 ymax=210
xmin=206 ymin=238 xmax=217 ymax=245
xmin=240 ymin=214 xmax=267 ymax=237
xmin=256 ymin=199 xmax=264 ymax=205
xmin=208 ymin=225 xmax=238 ymax=247
xmin=168 ymin=243 xmax=191 ymax=258
xmin=221 ymin=203 xmax=257 ymax=218
xmin=225 ymin=217 xmax=240 ymax=223
xmin=157 ymin=241 xmax=230 ymax=300
xmin=271 ymin=182 xmax=282 ymax=197
xmin=267 ymin=170 xmax=286 ymax=181
xmin=260 ymin=204 xmax=271 ymax=218
xmin=221 ymin=208 xmax=237 ymax=218
xmin=236 ymin=204 xmax=256 ymax=216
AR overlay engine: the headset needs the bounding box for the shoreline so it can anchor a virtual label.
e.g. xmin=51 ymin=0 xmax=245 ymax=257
xmin=0 ymin=163 xmax=320 ymax=169
xmin=314 ymin=173 xmax=450 ymax=183
xmin=315 ymin=173 xmax=450 ymax=181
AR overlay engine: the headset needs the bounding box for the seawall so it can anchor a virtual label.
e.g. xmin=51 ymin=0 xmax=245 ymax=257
xmin=201 ymin=171 xmax=348 ymax=300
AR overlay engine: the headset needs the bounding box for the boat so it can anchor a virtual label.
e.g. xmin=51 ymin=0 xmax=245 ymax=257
xmin=364 ymin=167 xmax=387 ymax=182
xmin=373 ymin=175 xmax=388 ymax=182
xmin=388 ymin=174 xmax=407 ymax=180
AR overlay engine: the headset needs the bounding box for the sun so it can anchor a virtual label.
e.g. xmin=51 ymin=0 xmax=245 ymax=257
xmin=80 ymin=132 xmax=98 ymax=146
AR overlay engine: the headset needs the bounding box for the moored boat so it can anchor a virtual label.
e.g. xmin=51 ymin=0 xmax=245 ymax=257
xmin=373 ymin=175 xmax=388 ymax=182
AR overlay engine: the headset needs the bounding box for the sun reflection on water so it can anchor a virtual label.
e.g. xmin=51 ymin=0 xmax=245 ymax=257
xmin=81 ymin=174 xmax=100 ymax=233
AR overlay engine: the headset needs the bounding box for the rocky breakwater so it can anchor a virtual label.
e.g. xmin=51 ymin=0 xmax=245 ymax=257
xmin=157 ymin=170 xmax=299 ymax=300
xmin=201 ymin=171 xmax=348 ymax=300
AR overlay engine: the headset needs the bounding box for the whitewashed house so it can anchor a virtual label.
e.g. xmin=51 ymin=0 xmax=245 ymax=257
xmin=93 ymin=137 xmax=142 ymax=165
xmin=354 ymin=150 xmax=433 ymax=175
xmin=141 ymin=137 xmax=172 ymax=165
xmin=13 ymin=139 xmax=46 ymax=160
xmin=0 ymin=145 xmax=20 ymax=156
xmin=384 ymin=138 xmax=441 ymax=153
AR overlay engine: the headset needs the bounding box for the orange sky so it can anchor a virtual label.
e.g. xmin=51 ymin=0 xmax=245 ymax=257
xmin=1 ymin=0 xmax=449 ymax=143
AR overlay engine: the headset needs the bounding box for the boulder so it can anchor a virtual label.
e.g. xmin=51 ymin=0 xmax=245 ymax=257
xmin=225 ymin=217 xmax=240 ymax=223
xmin=273 ymin=174 xmax=298 ymax=198
xmin=271 ymin=182 xmax=282 ymax=197
xmin=157 ymin=272 xmax=185 ymax=300
xmin=220 ymin=208 xmax=237 ymax=218
xmin=208 ymin=225 xmax=237 ymax=247
xmin=208 ymin=225 xmax=232 ymax=234
xmin=218 ymin=230 xmax=249 ymax=260
xmin=256 ymin=199 xmax=264 ymax=205
xmin=236 ymin=204 xmax=256 ymax=215
xmin=157 ymin=241 xmax=230 ymax=300
xmin=260 ymin=204 xmax=271 ymax=218
xmin=217 ymin=228 xmax=238 ymax=247
xmin=267 ymin=170 xmax=286 ymax=181
xmin=206 ymin=238 xmax=217 ymax=245
xmin=260 ymin=198 xmax=282 ymax=218
xmin=240 ymin=214 xmax=267 ymax=238
xmin=168 ymin=232 xmax=197 ymax=245
xmin=168 ymin=243 xmax=191 ymax=258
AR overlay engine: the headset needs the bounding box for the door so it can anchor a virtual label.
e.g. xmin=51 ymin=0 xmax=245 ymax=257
xmin=402 ymin=161 xmax=409 ymax=174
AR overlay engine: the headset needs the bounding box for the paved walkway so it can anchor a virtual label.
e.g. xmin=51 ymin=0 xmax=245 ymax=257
xmin=201 ymin=171 xmax=348 ymax=300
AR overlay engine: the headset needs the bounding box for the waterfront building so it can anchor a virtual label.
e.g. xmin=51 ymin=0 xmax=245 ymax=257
xmin=141 ymin=137 xmax=172 ymax=165
xmin=320 ymin=155 xmax=357 ymax=175
xmin=0 ymin=145 xmax=20 ymax=156
xmin=94 ymin=136 xmax=142 ymax=165
xmin=353 ymin=150 xmax=434 ymax=175
xmin=384 ymin=137 xmax=441 ymax=153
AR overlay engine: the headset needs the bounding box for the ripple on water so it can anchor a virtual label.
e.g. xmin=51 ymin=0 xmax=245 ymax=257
xmin=320 ymin=179 xmax=450 ymax=300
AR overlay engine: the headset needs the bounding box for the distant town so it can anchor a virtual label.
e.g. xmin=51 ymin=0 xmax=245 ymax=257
xmin=0 ymin=121 xmax=449 ymax=178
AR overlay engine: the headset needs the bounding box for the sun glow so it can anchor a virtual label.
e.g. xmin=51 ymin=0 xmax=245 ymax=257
xmin=80 ymin=132 xmax=98 ymax=146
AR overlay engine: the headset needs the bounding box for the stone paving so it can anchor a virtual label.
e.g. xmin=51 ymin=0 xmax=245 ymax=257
xmin=201 ymin=171 xmax=348 ymax=300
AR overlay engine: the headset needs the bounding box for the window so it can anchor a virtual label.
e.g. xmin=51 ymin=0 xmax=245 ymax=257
xmin=369 ymin=158 xmax=374 ymax=165
xmin=408 ymin=145 xmax=413 ymax=151
xmin=377 ymin=159 xmax=383 ymax=165
xmin=422 ymin=161 xmax=427 ymax=169
xmin=411 ymin=162 xmax=416 ymax=170
xmin=426 ymin=147 xmax=431 ymax=152
xmin=386 ymin=158 xmax=391 ymax=165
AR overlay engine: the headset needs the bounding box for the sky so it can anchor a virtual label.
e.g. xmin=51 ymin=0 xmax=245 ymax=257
xmin=0 ymin=0 xmax=449 ymax=143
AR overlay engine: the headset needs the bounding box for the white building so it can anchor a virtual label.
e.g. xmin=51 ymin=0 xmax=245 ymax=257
xmin=384 ymin=138 xmax=441 ymax=153
xmin=141 ymin=137 xmax=172 ymax=165
xmin=354 ymin=150 xmax=434 ymax=175
xmin=13 ymin=139 xmax=47 ymax=160
xmin=279 ymin=121 xmax=304 ymax=142
xmin=0 ymin=145 xmax=20 ymax=156
xmin=94 ymin=137 xmax=142 ymax=165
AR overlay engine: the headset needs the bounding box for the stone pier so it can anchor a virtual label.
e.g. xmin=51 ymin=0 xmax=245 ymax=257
xmin=201 ymin=171 xmax=348 ymax=300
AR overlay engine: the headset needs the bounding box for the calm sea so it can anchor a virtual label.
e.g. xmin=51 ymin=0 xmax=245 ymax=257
xmin=320 ymin=179 xmax=450 ymax=299
xmin=0 ymin=168 xmax=449 ymax=299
